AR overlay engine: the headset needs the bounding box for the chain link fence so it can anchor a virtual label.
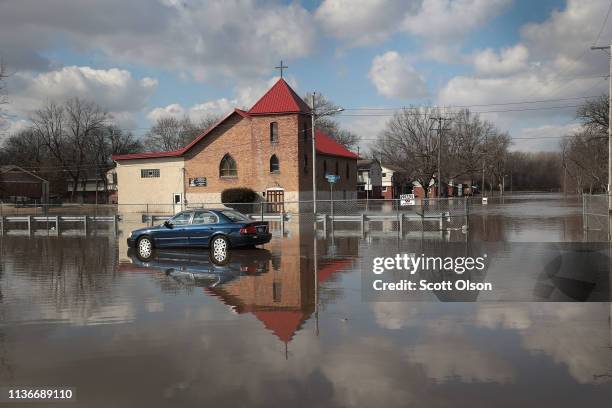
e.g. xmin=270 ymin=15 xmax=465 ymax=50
xmin=583 ymin=194 xmax=611 ymax=239
xmin=0 ymin=197 xmax=470 ymax=236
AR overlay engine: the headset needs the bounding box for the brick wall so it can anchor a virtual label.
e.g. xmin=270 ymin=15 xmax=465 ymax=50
xmin=185 ymin=112 xmax=303 ymax=201
xmin=184 ymin=111 xmax=357 ymax=205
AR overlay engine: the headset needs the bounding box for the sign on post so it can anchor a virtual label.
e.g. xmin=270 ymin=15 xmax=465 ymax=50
xmin=482 ymin=196 xmax=488 ymax=205
xmin=400 ymin=193 xmax=415 ymax=206
xmin=326 ymin=174 xmax=340 ymax=184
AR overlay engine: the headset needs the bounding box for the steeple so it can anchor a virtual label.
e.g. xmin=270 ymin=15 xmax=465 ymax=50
xmin=248 ymin=78 xmax=311 ymax=115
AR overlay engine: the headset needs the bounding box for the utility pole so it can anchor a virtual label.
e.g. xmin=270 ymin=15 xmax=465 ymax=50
xmin=591 ymin=44 xmax=612 ymax=213
xmin=430 ymin=116 xmax=451 ymax=199
xmin=311 ymin=92 xmax=317 ymax=215
xmin=482 ymin=133 xmax=487 ymax=198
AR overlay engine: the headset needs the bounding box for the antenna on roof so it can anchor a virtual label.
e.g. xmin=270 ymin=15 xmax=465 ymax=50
xmin=275 ymin=60 xmax=288 ymax=78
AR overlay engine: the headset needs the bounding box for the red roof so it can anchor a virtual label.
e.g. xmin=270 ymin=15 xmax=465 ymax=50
xmin=316 ymin=131 xmax=359 ymax=159
xmin=112 ymin=109 xmax=246 ymax=161
xmin=248 ymin=78 xmax=311 ymax=115
xmin=317 ymin=259 xmax=352 ymax=284
xmin=252 ymin=311 xmax=307 ymax=343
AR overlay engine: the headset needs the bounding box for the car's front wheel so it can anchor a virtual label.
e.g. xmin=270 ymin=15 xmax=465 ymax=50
xmin=137 ymin=235 xmax=154 ymax=259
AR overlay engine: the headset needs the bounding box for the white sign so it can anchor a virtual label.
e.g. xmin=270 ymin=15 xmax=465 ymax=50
xmin=400 ymin=193 xmax=416 ymax=206
xmin=482 ymin=197 xmax=488 ymax=205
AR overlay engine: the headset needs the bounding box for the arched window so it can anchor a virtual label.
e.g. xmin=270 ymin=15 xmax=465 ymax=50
xmin=335 ymin=161 xmax=339 ymax=175
xmin=323 ymin=160 xmax=327 ymax=175
xmin=270 ymin=154 xmax=280 ymax=173
xmin=302 ymin=122 xmax=308 ymax=144
xmin=304 ymin=154 xmax=308 ymax=174
xmin=219 ymin=154 xmax=237 ymax=177
xmin=270 ymin=122 xmax=278 ymax=143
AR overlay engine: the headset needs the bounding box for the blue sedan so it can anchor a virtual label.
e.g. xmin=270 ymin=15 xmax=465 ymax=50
xmin=127 ymin=209 xmax=272 ymax=258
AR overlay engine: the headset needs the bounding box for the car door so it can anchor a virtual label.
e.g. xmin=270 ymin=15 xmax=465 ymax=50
xmin=156 ymin=211 xmax=192 ymax=247
xmin=186 ymin=210 xmax=219 ymax=246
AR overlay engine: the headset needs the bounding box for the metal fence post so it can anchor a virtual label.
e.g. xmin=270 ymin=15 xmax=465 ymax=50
xmin=27 ymin=215 xmax=32 ymax=235
xmin=584 ymin=194 xmax=589 ymax=231
xmin=55 ymin=216 xmax=60 ymax=235
xmin=280 ymin=213 xmax=285 ymax=236
xmin=113 ymin=214 xmax=118 ymax=236
xmin=398 ymin=212 xmax=403 ymax=237
xmin=83 ymin=215 xmax=87 ymax=235
xmin=361 ymin=213 xmax=366 ymax=236
xmin=464 ymin=196 xmax=469 ymax=230
xmin=260 ymin=201 xmax=264 ymax=221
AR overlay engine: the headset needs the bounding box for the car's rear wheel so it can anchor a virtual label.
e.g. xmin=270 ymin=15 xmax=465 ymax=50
xmin=137 ymin=235 xmax=153 ymax=259
xmin=210 ymin=235 xmax=229 ymax=264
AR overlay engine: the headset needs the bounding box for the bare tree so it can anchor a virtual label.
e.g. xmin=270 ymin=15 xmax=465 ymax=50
xmin=371 ymin=107 xmax=441 ymax=192
xmin=446 ymin=109 xmax=496 ymax=181
xmin=577 ymin=94 xmax=609 ymax=137
xmin=143 ymin=114 xmax=219 ymax=152
xmin=0 ymin=129 xmax=47 ymax=169
xmin=31 ymin=98 xmax=108 ymax=201
xmin=561 ymin=94 xmax=609 ymax=193
xmin=304 ymin=92 xmax=360 ymax=149
xmin=91 ymin=124 xmax=141 ymax=201
xmin=371 ymin=107 xmax=512 ymax=195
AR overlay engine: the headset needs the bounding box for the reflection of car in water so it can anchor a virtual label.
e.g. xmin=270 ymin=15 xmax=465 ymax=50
xmin=127 ymin=209 xmax=272 ymax=259
xmin=127 ymin=247 xmax=272 ymax=288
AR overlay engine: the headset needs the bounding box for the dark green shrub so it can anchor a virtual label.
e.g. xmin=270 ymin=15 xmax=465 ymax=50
xmin=221 ymin=187 xmax=258 ymax=213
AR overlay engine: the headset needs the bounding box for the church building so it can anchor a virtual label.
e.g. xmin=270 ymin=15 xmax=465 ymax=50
xmin=113 ymin=78 xmax=358 ymax=213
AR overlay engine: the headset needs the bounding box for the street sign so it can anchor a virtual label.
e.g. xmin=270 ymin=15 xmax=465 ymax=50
xmin=326 ymin=174 xmax=340 ymax=184
xmin=400 ymin=193 xmax=415 ymax=206
xmin=482 ymin=197 xmax=488 ymax=204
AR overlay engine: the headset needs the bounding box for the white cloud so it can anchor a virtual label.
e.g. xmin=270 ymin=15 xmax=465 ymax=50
xmin=369 ymin=51 xmax=429 ymax=99
xmin=437 ymin=0 xmax=611 ymax=151
xmin=0 ymin=0 xmax=317 ymax=81
xmin=403 ymin=0 xmax=511 ymax=40
xmin=147 ymin=76 xmax=298 ymax=124
xmin=147 ymin=98 xmax=236 ymax=123
xmin=315 ymin=0 xmax=508 ymax=57
xmin=402 ymin=0 xmax=511 ymax=63
xmin=510 ymin=123 xmax=580 ymax=152
xmin=147 ymin=104 xmax=187 ymax=122
xmin=7 ymin=66 xmax=157 ymax=116
xmin=474 ymin=44 xmax=529 ymax=76
xmin=316 ymin=0 xmax=418 ymax=47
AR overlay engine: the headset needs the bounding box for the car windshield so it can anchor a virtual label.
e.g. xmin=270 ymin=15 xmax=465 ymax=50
xmin=169 ymin=212 xmax=192 ymax=225
xmin=221 ymin=210 xmax=251 ymax=222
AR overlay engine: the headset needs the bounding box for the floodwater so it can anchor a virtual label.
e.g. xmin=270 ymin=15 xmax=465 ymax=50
xmin=1 ymin=193 xmax=611 ymax=407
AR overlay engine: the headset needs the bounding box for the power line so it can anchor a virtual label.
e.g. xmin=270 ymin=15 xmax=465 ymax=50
xmin=342 ymin=94 xmax=604 ymax=111
xmin=593 ymin=0 xmax=612 ymax=47
xmin=342 ymin=104 xmax=585 ymax=117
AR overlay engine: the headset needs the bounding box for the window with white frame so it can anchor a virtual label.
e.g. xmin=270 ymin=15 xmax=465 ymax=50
xmin=141 ymin=169 xmax=160 ymax=178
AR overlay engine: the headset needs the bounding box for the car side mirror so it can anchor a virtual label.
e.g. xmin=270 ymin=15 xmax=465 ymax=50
xmin=164 ymin=220 xmax=173 ymax=228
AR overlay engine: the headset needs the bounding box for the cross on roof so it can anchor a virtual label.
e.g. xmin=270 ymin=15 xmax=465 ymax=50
xmin=275 ymin=60 xmax=288 ymax=78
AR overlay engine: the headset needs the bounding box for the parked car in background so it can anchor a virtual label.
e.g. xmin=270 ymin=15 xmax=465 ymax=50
xmin=127 ymin=209 xmax=272 ymax=258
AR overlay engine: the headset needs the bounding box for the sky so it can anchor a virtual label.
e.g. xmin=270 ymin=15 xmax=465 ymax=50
xmin=0 ymin=0 xmax=610 ymax=153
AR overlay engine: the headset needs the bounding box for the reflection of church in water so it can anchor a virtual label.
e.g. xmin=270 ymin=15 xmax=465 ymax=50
xmin=119 ymin=224 xmax=359 ymax=345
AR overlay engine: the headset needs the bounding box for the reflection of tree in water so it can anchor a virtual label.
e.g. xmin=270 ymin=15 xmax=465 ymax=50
xmin=0 ymin=236 xmax=120 ymax=325
xmin=0 ymin=330 xmax=15 ymax=382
